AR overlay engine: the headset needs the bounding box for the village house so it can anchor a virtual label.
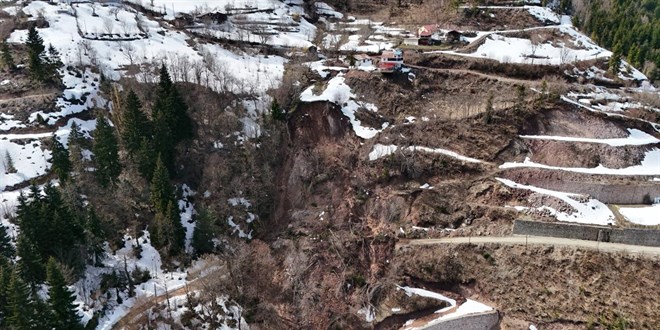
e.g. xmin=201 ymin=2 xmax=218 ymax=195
xmin=353 ymin=54 xmax=372 ymax=67
xmin=378 ymin=49 xmax=403 ymax=73
xmin=418 ymin=24 xmax=441 ymax=45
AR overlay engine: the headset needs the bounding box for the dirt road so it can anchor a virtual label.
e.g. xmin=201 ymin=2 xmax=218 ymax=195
xmin=404 ymin=63 xmax=538 ymax=85
xmin=109 ymin=282 xmax=196 ymax=330
xmin=398 ymin=236 xmax=660 ymax=256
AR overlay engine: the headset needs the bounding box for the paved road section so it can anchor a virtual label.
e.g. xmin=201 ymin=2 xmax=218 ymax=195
xmin=398 ymin=236 xmax=660 ymax=256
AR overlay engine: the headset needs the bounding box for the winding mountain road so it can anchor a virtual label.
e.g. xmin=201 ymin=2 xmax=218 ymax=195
xmin=397 ymin=236 xmax=660 ymax=256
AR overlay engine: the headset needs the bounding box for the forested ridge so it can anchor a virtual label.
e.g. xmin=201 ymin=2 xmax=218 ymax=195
xmin=573 ymin=0 xmax=660 ymax=81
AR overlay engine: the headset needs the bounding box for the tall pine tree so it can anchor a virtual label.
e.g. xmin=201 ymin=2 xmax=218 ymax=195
xmin=46 ymin=258 xmax=83 ymax=330
xmin=1 ymin=42 xmax=15 ymax=71
xmin=93 ymin=115 xmax=121 ymax=187
xmin=136 ymin=136 xmax=156 ymax=179
xmin=149 ymin=155 xmax=173 ymax=214
xmin=0 ymin=261 xmax=11 ymax=326
xmin=0 ymin=225 xmax=14 ymax=259
xmin=85 ymin=208 xmax=105 ymax=265
xmin=25 ymin=25 xmax=46 ymax=82
xmin=6 ymin=270 xmax=39 ymax=329
xmin=152 ymin=201 xmax=184 ymax=256
xmin=192 ymin=209 xmax=215 ymax=257
xmin=150 ymin=65 xmax=193 ymax=171
xmin=68 ymin=121 xmax=84 ymax=146
xmin=50 ymin=135 xmax=71 ymax=183
xmin=15 ymin=235 xmax=45 ymax=285
xmin=120 ymin=90 xmax=151 ymax=155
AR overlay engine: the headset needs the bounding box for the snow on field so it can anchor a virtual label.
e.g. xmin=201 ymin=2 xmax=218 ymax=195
xmin=77 ymin=230 xmax=190 ymax=329
xmin=315 ymin=2 xmax=343 ymax=18
xmin=126 ymin=0 xmax=282 ymax=17
xmin=300 ymin=75 xmax=388 ymax=139
xmin=445 ymin=28 xmax=611 ymax=65
xmin=501 ymin=149 xmax=660 ymax=176
xmin=520 ymin=129 xmax=660 ymax=146
xmin=568 ymin=87 xmax=658 ymax=114
xmin=0 ymin=116 xmax=97 ymax=192
xmin=497 ymin=178 xmax=616 ymax=225
xmin=29 ymin=69 xmax=106 ymax=125
xmin=189 ymin=2 xmax=316 ymax=49
xmin=369 ymin=143 xmax=483 ymax=163
xmin=74 ymin=3 xmax=143 ymax=38
xmin=526 ymin=6 xmax=560 ymax=24
xmin=0 ymin=114 xmax=25 ymax=131
xmin=338 ymin=34 xmax=394 ymax=53
xmin=0 ymin=133 xmax=52 ymax=191
xmin=9 ymin=1 xmax=285 ymax=95
xmin=199 ymin=43 xmax=285 ymax=94
xmin=619 ymin=205 xmax=660 ymax=226
xmin=305 ymin=60 xmax=348 ymax=78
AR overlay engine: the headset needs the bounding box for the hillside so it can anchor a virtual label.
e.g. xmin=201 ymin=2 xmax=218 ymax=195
xmin=0 ymin=0 xmax=659 ymax=329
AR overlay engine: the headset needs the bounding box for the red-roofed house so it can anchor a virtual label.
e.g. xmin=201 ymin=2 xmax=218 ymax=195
xmin=378 ymin=49 xmax=404 ymax=73
xmin=418 ymin=24 xmax=441 ymax=45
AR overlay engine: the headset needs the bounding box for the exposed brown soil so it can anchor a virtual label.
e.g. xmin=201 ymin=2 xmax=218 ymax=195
xmin=396 ymin=244 xmax=660 ymax=329
xmin=521 ymin=139 xmax=653 ymax=169
xmin=522 ymin=108 xmax=630 ymax=138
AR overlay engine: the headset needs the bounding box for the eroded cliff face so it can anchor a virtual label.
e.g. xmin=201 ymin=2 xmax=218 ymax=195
xmin=397 ymin=244 xmax=660 ymax=329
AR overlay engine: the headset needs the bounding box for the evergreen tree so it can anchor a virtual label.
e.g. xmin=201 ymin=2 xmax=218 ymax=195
xmin=157 ymin=64 xmax=173 ymax=96
xmin=0 ymin=261 xmax=11 ymax=326
xmin=149 ymin=155 xmax=173 ymax=214
xmin=270 ymin=99 xmax=285 ymax=121
xmin=68 ymin=121 xmax=84 ymax=146
xmin=165 ymin=200 xmax=185 ymax=255
xmin=15 ymin=235 xmax=45 ymax=284
xmin=92 ymin=115 xmax=121 ymax=187
xmin=1 ymin=42 xmax=15 ymax=71
xmin=25 ymin=25 xmax=46 ymax=82
xmin=152 ymin=201 xmax=184 ymax=256
xmin=68 ymin=142 xmax=84 ymax=177
xmin=46 ymin=258 xmax=83 ymax=330
xmin=45 ymin=44 xmax=62 ymax=78
xmin=152 ymin=108 xmax=175 ymax=172
xmin=85 ymin=208 xmax=105 ymax=265
xmin=136 ymin=136 xmax=156 ymax=179
xmin=150 ymin=211 xmax=169 ymax=253
xmin=166 ymin=86 xmax=193 ymax=142
xmin=15 ymin=189 xmax=40 ymax=247
xmin=151 ymin=65 xmax=192 ymax=167
xmin=192 ymin=209 xmax=215 ymax=256
xmin=0 ymin=224 xmax=14 ymax=259
xmin=120 ymin=90 xmax=151 ymax=155
xmin=6 ymin=270 xmax=38 ymax=329
xmin=4 ymin=150 xmax=17 ymax=173
xmin=42 ymin=192 xmax=85 ymax=266
xmin=51 ymin=135 xmax=71 ymax=183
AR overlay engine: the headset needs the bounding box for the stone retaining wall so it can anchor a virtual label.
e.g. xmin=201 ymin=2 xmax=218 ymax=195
xmin=421 ymin=310 xmax=500 ymax=330
xmin=513 ymin=220 xmax=660 ymax=247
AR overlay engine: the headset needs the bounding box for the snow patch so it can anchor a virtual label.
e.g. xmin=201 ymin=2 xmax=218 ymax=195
xmin=497 ymin=178 xmax=616 ymax=225
xmin=619 ymin=205 xmax=660 ymax=226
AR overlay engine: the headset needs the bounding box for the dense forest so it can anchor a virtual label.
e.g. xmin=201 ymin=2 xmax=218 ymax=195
xmin=0 ymin=25 xmax=212 ymax=328
xmin=572 ymin=0 xmax=660 ymax=81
